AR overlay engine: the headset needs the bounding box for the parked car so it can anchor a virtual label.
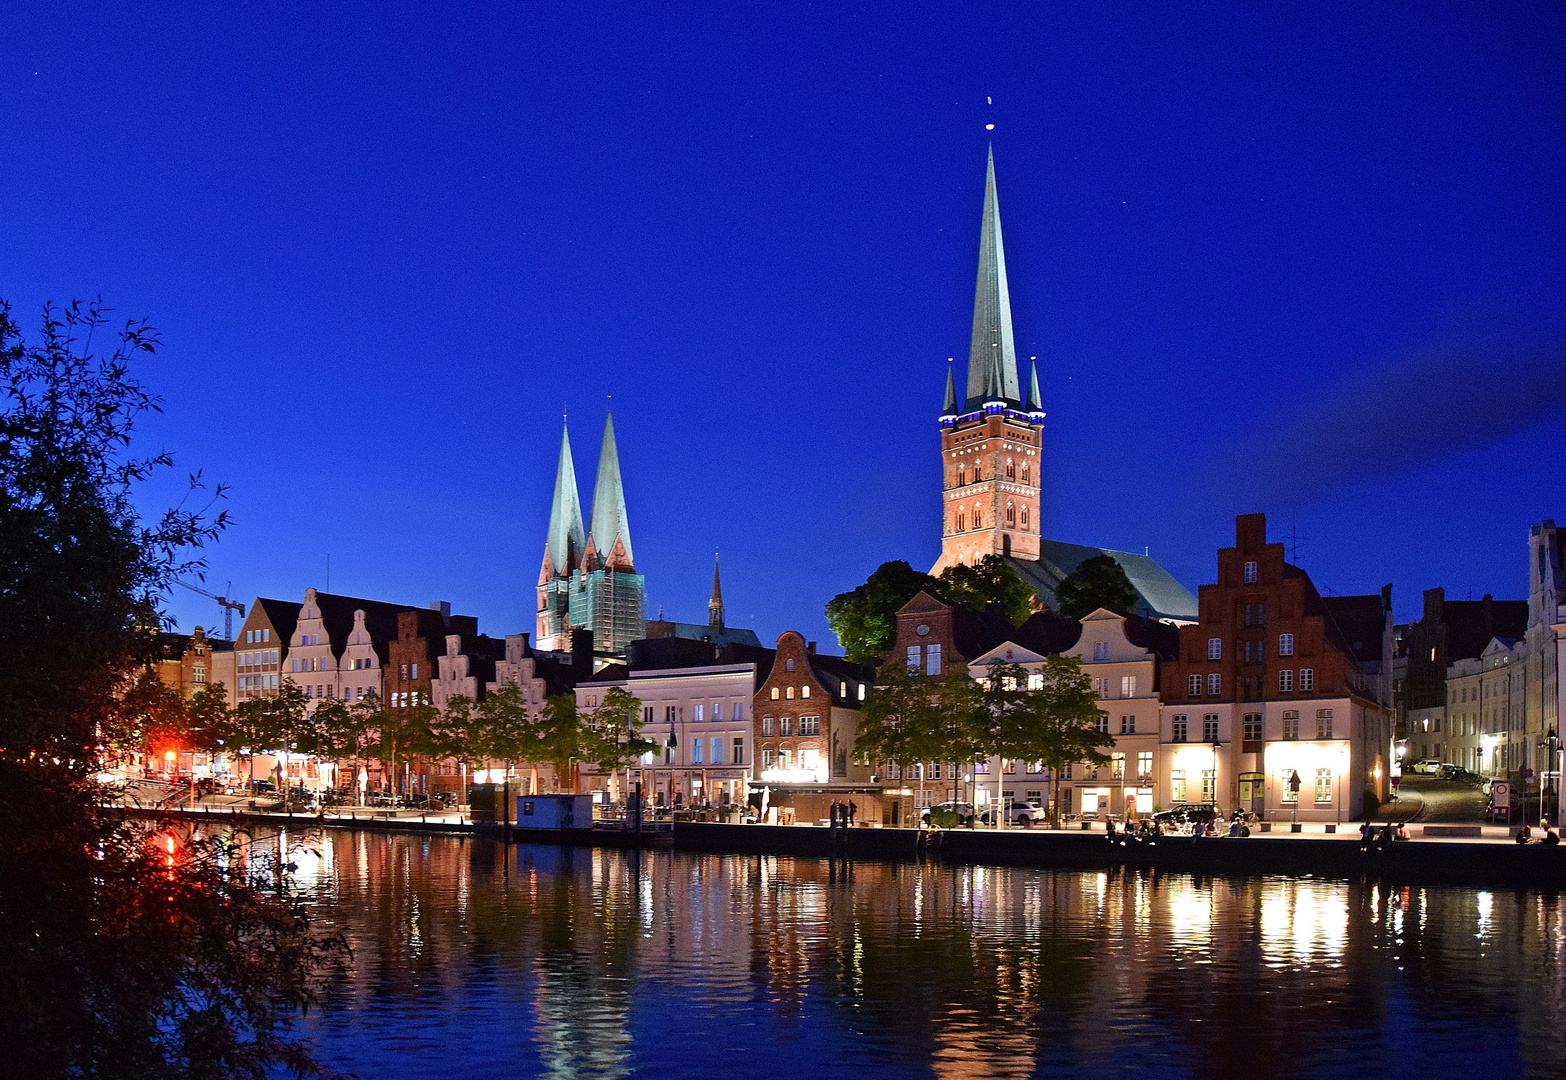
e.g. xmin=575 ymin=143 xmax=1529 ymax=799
xmin=1442 ymin=765 xmax=1482 ymax=784
xmin=921 ymin=801 xmax=977 ymax=828
xmin=979 ymin=801 xmax=1045 ymax=827
xmin=1409 ymin=759 xmax=1445 ymax=775
xmin=249 ymin=777 xmax=277 ymax=795
xmin=1150 ymin=804 xmax=1219 ymax=829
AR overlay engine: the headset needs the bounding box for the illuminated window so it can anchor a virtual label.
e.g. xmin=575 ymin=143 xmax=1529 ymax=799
xmin=1315 ymin=768 xmax=1333 ymax=804
xmin=858 ymin=684 xmax=866 ymax=702
xmin=1137 ymin=751 xmax=1152 ymax=779
xmin=1111 ymin=753 xmax=1125 ymax=780
xmin=770 ymin=687 xmax=779 ymax=700
xmin=1171 ymin=770 xmax=1186 ymax=802
xmin=1283 ymin=710 xmax=1300 ymax=739
xmin=786 ymin=686 xmax=795 ymax=700
xmin=1279 ymin=633 xmax=1294 ymax=656
xmin=1121 ymin=675 xmax=1137 ymax=697
xmin=1202 ymin=769 xmax=1216 ymax=802
xmin=1243 ymin=561 xmax=1257 ymax=584
xmin=1027 ymin=673 xmax=1043 ymax=690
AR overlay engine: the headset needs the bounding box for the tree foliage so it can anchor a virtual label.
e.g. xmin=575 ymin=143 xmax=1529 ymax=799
xmin=936 ymin=554 xmax=1036 ymax=625
xmin=826 ymin=555 xmax=1039 ymax=663
xmin=825 ymin=560 xmax=941 ymax=663
xmin=1054 ymin=554 xmax=1139 ymax=621
xmin=0 ymin=298 xmax=346 ymax=1078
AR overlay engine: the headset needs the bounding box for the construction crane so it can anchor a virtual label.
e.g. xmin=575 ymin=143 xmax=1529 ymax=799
xmin=174 ymin=579 xmax=246 ymax=641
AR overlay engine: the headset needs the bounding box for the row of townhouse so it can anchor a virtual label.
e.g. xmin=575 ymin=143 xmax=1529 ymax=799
xmin=162 ymin=586 xmax=590 ymax=793
xmin=885 ymin=513 xmax=1396 ymax=824
xmin=1397 ymin=520 xmax=1564 ymax=789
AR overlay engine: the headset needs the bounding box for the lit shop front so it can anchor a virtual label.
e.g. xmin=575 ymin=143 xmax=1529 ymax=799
xmin=1264 ymin=740 xmax=1352 ymax=823
xmin=750 ymin=765 xmax=885 ymax=826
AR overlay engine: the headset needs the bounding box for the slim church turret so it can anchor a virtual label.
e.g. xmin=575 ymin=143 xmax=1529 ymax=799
xmin=708 ymin=553 xmax=725 ymax=632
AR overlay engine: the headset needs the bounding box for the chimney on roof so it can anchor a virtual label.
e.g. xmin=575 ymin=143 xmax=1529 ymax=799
xmin=431 ymin=600 xmax=451 ymax=623
xmin=807 ymin=641 xmax=816 ymax=654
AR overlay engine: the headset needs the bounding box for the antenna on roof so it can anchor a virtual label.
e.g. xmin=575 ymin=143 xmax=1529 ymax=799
xmin=1286 ymin=526 xmax=1304 ymax=565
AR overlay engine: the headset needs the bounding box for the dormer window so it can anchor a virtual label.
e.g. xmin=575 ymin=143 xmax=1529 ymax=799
xmin=1094 ymin=641 xmax=1109 ymax=661
xmin=802 ymin=685 xmax=811 ymax=699
xmin=786 ymin=686 xmax=795 ymax=700
xmin=785 ymin=658 xmax=794 ymax=672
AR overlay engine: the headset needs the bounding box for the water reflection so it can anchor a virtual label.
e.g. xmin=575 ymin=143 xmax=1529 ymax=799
xmin=247 ymin=829 xmax=1566 ymax=1079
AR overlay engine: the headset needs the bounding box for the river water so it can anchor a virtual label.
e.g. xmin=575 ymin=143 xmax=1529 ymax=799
xmin=268 ymin=828 xmax=1565 ymax=1079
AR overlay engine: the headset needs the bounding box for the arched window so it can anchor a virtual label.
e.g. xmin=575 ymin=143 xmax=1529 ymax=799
xmin=1021 ymin=505 xmax=1029 ymax=528
xmin=1005 ymin=503 xmax=1016 ymax=526
xmin=1022 ymin=464 xmax=1030 ymax=484
xmin=1006 ymin=460 xmax=1016 ymax=480
xmin=957 ymin=512 xmax=966 ymax=532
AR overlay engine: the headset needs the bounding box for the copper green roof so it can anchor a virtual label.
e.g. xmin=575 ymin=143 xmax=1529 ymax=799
xmin=588 ymin=409 xmax=633 ymax=568
xmin=545 ymin=418 xmax=586 ymax=575
xmin=966 ymin=146 xmax=1022 ymax=408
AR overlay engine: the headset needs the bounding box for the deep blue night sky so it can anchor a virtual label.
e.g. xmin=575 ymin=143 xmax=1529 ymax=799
xmin=3 ymin=2 xmax=1564 ymax=647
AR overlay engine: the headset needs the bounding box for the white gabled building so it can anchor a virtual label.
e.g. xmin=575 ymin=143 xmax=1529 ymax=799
xmin=577 ymin=638 xmax=772 ymax=809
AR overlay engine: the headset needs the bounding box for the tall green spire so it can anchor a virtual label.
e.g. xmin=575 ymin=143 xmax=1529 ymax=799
xmin=1026 ymin=359 xmax=1043 ymax=412
xmin=942 ymin=357 xmax=957 ymax=415
xmin=966 ymin=145 xmax=1021 ymax=407
xmin=545 ymin=417 xmax=586 ymax=575
xmin=589 ymin=409 xmax=634 ymax=570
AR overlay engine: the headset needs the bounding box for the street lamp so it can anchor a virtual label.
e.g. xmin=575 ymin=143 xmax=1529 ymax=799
xmin=1547 ymin=726 xmax=1560 ymax=830
xmin=1209 ymin=733 xmax=1221 ymax=815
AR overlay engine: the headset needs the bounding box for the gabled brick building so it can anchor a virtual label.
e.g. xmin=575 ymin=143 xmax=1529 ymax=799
xmin=752 ymin=632 xmax=876 ymax=824
xmin=1160 ymin=514 xmax=1393 ymax=821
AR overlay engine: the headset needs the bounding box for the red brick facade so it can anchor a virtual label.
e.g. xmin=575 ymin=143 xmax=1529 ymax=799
xmin=1163 ymin=514 xmax=1363 ymax=711
xmin=934 ymin=411 xmax=1043 ymax=573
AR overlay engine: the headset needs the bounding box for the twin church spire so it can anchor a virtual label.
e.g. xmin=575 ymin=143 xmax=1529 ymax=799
xmin=538 ymin=409 xmax=645 ymax=654
xmin=543 ymin=411 xmax=634 ymax=579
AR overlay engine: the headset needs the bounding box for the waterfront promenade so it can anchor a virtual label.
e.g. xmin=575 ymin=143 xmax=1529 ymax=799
xmin=115 ymin=794 xmax=1566 ymax=890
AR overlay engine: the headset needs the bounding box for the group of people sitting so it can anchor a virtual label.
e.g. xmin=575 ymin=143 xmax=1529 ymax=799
xmin=1514 ymin=822 xmax=1561 ymax=846
xmin=1358 ymin=821 xmax=1410 ymax=850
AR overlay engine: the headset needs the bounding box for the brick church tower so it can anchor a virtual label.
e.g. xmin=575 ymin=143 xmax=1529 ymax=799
xmin=931 ymin=147 xmax=1047 ymax=574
